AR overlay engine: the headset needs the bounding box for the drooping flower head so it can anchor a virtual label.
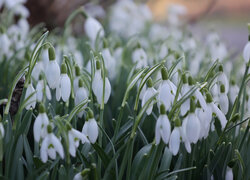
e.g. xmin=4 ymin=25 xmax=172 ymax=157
xmin=82 ymin=109 xmax=98 ymax=144
xmin=56 ymin=63 xmax=71 ymax=102
xmin=45 ymin=46 xmax=60 ymax=89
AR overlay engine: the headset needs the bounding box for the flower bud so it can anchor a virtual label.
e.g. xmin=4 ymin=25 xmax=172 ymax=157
xmin=160 ymin=104 xmax=166 ymax=114
xmin=39 ymin=104 xmax=45 ymax=113
xmin=61 ymin=63 xmax=67 ymax=74
xmin=161 ymin=67 xmax=169 ymax=80
xmin=147 ymin=78 xmax=153 ymax=88
xmin=75 ymin=65 xmax=81 ymax=76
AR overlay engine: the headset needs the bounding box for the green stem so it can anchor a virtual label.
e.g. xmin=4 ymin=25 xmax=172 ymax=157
xmin=98 ymin=109 xmax=104 ymax=177
xmin=113 ymin=106 xmax=124 ymax=141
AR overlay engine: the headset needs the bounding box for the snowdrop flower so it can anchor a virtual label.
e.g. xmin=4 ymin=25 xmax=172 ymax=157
xmin=73 ymin=169 xmax=90 ymax=180
xmin=25 ymin=83 xmax=36 ymax=110
xmin=225 ymin=167 xmax=233 ymax=180
xmin=141 ymin=78 xmax=157 ymax=115
xmin=132 ymin=45 xmax=148 ymax=69
xmin=155 ymin=104 xmax=171 ymax=144
xmin=33 ymin=104 xmax=49 ymax=142
xmin=45 ymin=47 xmax=60 ymax=89
xmin=219 ymin=85 xmax=229 ymax=114
xmin=36 ymin=76 xmax=51 ymax=102
xmin=82 ymin=110 xmax=98 ymax=144
xmin=243 ymin=39 xmax=250 ymax=64
xmin=84 ymin=16 xmax=105 ymax=46
xmin=181 ymin=117 xmax=191 ymax=153
xmin=210 ymin=42 xmax=227 ymax=62
xmin=40 ymin=124 xmax=64 ymax=162
xmin=32 ymin=62 xmax=44 ymax=81
xmin=102 ymin=40 xmax=116 ymax=80
xmin=67 ymin=125 xmax=89 ymax=157
xmin=0 ymin=32 xmax=11 ymax=57
xmin=180 ymin=74 xmax=190 ymax=116
xmin=217 ymin=65 xmax=229 ymax=93
xmin=196 ymin=102 xmax=212 ymax=139
xmin=92 ymin=60 xmax=111 ymax=105
xmin=75 ymin=79 xmax=89 ymax=117
xmin=206 ymin=92 xmax=227 ymax=129
xmin=158 ymin=67 xmax=177 ymax=111
xmin=56 ymin=63 xmax=71 ymax=102
xmin=169 ymin=119 xmax=181 ymax=155
xmin=73 ymin=65 xmax=81 ymax=93
xmin=185 ymin=97 xmax=201 ymax=143
xmin=229 ymin=80 xmax=239 ymax=103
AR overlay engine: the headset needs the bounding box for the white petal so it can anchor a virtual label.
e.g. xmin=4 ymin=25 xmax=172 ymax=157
xmin=68 ymin=133 xmax=76 ymax=157
xmin=211 ymin=103 xmax=227 ymax=129
xmin=25 ymin=84 xmax=36 ymax=110
xmin=71 ymin=129 xmax=89 ymax=144
xmin=36 ymin=80 xmax=43 ymax=102
xmin=219 ymin=93 xmax=229 ymax=114
xmin=218 ymin=73 xmax=229 ymax=93
xmin=45 ymin=61 xmax=60 ymax=89
xmin=180 ymin=99 xmax=190 ymax=116
xmin=142 ymin=87 xmax=157 ymax=115
xmin=195 ymin=90 xmax=207 ymax=110
xmin=84 ymin=17 xmax=104 ymax=43
xmin=40 ymin=136 xmax=49 ymax=163
xmin=92 ymin=70 xmax=103 ymax=104
xmin=82 ymin=121 xmax=89 ymax=135
xmin=186 ymin=113 xmax=200 ymax=143
xmin=243 ymin=42 xmax=250 ymax=63
xmin=56 ymin=82 xmax=61 ymax=101
xmin=88 ymin=118 xmax=98 ymax=143
xmin=48 ymin=147 xmax=56 ymax=160
xmin=50 ymin=134 xmax=64 ymax=159
xmin=104 ymin=77 xmax=111 ymax=104
xmin=184 ymin=141 xmax=191 ymax=153
xmin=33 ymin=114 xmax=42 ymax=142
xmin=73 ymin=77 xmax=80 ymax=93
xmin=155 ymin=119 xmax=161 ymax=145
xmin=46 ymin=85 xmax=51 ymax=100
xmin=169 ymin=127 xmax=180 ymax=155
xmin=225 ymin=167 xmax=233 ymax=180
xmin=158 ymin=81 xmax=173 ymax=110
xmin=73 ymin=173 xmax=83 ymax=180
xmin=159 ymin=115 xmax=171 ymax=144
xmin=61 ymin=74 xmax=71 ymax=102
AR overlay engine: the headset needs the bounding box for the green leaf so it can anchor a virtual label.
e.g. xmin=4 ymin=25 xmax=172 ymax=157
xmin=23 ymin=136 xmax=34 ymax=172
xmin=134 ymin=62 xmax=164 ymax=111
xmin=122 ymin=68 xmax=147 ymax=107
xmin=92 ymin=143 xmax=110 ymax=167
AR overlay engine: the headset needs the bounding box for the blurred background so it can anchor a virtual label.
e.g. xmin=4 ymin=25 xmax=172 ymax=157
xmin=25 ymin=0 xmax=250 ymax=54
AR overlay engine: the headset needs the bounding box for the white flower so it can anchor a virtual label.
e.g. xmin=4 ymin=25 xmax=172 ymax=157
xmin=102 ymin=47 xmax=116 ymax=80
xmin=25 ymin=83 xmax=36 ymax=110
xmin=56 ymin=64 xmax=71 ymax=102
xmin=196 ymin=105 xmax=212 ymax=139
xmin=32 ymin=62 xmax=44 ymax=81
xmin=169 ymin=127 xmax=181 ymax=155
xmin=40 ymin=132 xmax=64 ymax=163
xmin=0 ymin=122 xmax=4 ymax=137
xmin=68 ymin=128 xmax=89 ymax=157
xmin=158 ymin=79 xmax=176 ymax=110
xmin=84 ymin=17 xmax=104 ymax=45
xmin=45 ymin=57 xmax=60 ymax=89
xmin=73 ymin=173 xmax=83 ymax=180
xmin=186 ymin=112 xmax=201 ymax=143
xmin=229 ymin=83 xmax=239 ymax=103
xmin=36 ymin=79 xmax=51 ymax=102
xmin=243 ymin=41 xmax=250 ymax=63
xmin=132 ymin=47 xmax=148 ymax=69
xmin=181 ymin=117 xmax=191 ymax=153
xmin=82 ymin=111 xmax=98 ymax=144
xmin=33 ymin=105 xmax=49 ymax=142
xmin=0 ymin=33 xmax=11 ymax=56
xmin=92 ymin=67 xmax=111 ymax=105
xmin=141 ymin=79 xmax=157 ymax=115
xmin=155 ymin=105 xmax=171 ymax=144
xmin=219 ymin=86 xmax=229 ymax=114
xmin=75 ymin=79 xmax=89 ymax=117
xmin=210 ymin=102 xmax=227 ymax=129
xmin=217 ymin=67 xmax=229 ymax=93
xmin=225 ymin=167 xmax=233 ymax=180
